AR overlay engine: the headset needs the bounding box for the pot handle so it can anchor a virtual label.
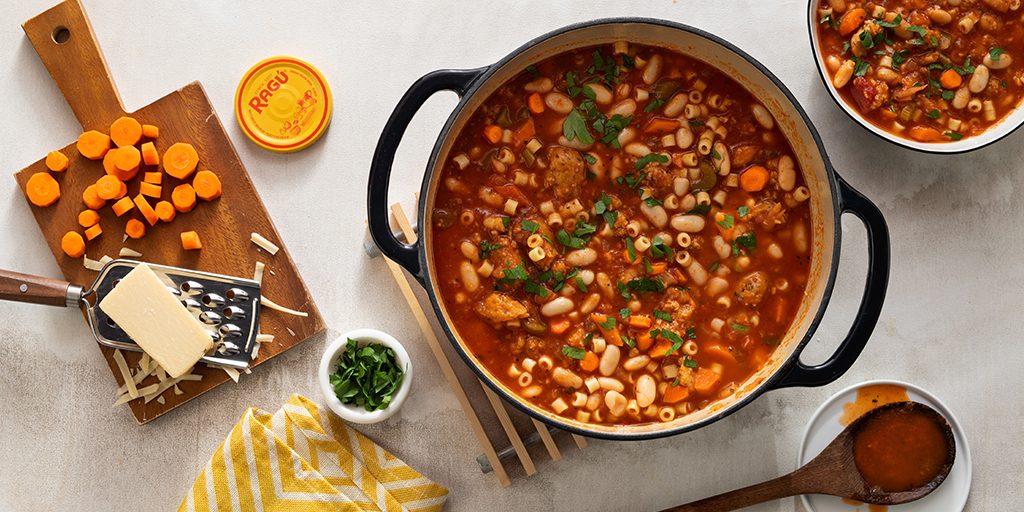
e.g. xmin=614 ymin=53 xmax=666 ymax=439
xmin=770 ymin=175 xmax=890 ymax=389
xmin=367 ymin=67 xmax=487 ymax=283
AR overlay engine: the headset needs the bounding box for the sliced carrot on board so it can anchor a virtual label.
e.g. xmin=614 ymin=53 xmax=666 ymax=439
xmin=180 ymin=231 xmax=202 ymax=250
xmin=143 ymin=171 xmax=163 ymax=184
xmin=693 ymin=368 xmax=721 ymax=395
xmin=95 ymin=175 xmax=123 ymax=200
xmin=739 ymin=165 xmax=770 ymax=192
xmin=113 ymin=145 xmax=141 ymax=172
xmin=580 ymin=351 xmax=599 ymax=372
xmin=103 ymin=150 xmax=137 ymax=181
xmin=84 ymin=224 xmax=102 ymax=241
xmin=141 ymin=124 xmax=159 ymax=139
xmin=527 ymin=92 xmax=545 ymax=114
xmin=171 ymin=184 xmax=197 ymax=213
xmin=25 ymin=172 xmax=60 ymax=207
xmin=82 ymin=185 xmax=106 ymax=210
xmin=154 ymin=200 xmax=176 ymax=222
xmin=61 ymin=231 xmax=86 ymax=258
xmin=140 ymin=141 xmax=159 ymax=166
xmin=663 ymin=384 xmax=690 ymax=404
xmin=139 ymin=182 xmax=162 ymax=198
xmin=482 ymin=124 xmax=502 ymax=144
xmin=192 ymin=170 xmax=222 ymax=201
xmin=133 ymin=194 xmax=159 ymax=226
xmin=110 ymin=116 xmax=142 ymax=147
xmin=45 ymin=150 xmax=69 ymax=172
xmin=125 ymin=219 xmax=146 ymax=239
xmin=111 ymin=196 xmax=135 ymax=216
xmin=78 ymin=209 xmax=100 ymax=228
xmin=76 ymin=130 xmax=110 ymax=160
xmin=162 ymin=142 xmax=199 ymax=179
xmin=114 ymin=180 xmax=128 ymax=200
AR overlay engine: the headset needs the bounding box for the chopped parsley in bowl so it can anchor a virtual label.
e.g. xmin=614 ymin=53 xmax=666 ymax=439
xmin=318 ymin=329 xmax=413 ymax=424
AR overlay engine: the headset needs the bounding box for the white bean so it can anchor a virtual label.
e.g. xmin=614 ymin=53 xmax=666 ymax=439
xmin=833 ymin=60 xmax=855 ymax=88
xmin=545 ymin=92 xmax=574 ymax=114
xmin=579 ymin=269 xmax=595 ymax=285
xmin=541 ymin=296 xmax=574 ymax=316
xmin=524 ymin=77 xmax=553 ymax=93
xmin=598 ymin=377 xmax=625 ymax=392
xmin=671 ymin=214 xmax=706 ymax=233
xmin=713 ymin=141 xmax=730 ymax=176
xmin=623 ymin=355 xmax=651 ymax=372
xmin=953 ymin=86 xmax=971 ymax=109
xmin=552 ymin=367 xmax=583 ymax=389
xmin=635 ymin=375 xmax=656 ymax=408
xmin=663 ymin=93 xmax=688 ymax=117
xmin=777 ymin=155 xmax=796 ymax=192
xmin=673 ymin=177 xmax=690 ymax=197
xmin=713 ymin=236 xmax=731 ymax=260
xmin=460 ymin=240 xmax=479 ymax=262
xmin=585 ymin=83 xmax=613 ymax=104
xmin=706 ymin=276 xmax=729 ymax=296
xmin=580 ymin=293 xmax=601 ymax=314
xmin=617 ymin=126 xmax=637 ymax=147
xmin=751 ymin=103 xmax=774 ymax=130
xmin=608 ymin=99 xmax=637 ymax=118
xmin=599 ymin=345 xmax=621 ymax=376
xmin=604 ymin=390 xmax=627 ymax=417
xmin=641 ymin=203 xmax=669 ymax=228
xmin=969 ymin=64 xmax=990 ymax=93
xmin=984 ymin=52 xmax=1012 ymax=70
xmin=687 ymin=260 xmax=709 ymax=286
xmin=675 ymin=126 xmax=695 ymax=148
xmin=460 ymin=261 xmax=480 ymax=292
xmin=625 ymin=142 xmax=651 ymax=157
xmin=566 ymin=248 xmax=598 ymax=266
xmin=794 ymin=222 xmax=809 ymax=254
xmin=642 ymin=54 xmax=663 ymax=85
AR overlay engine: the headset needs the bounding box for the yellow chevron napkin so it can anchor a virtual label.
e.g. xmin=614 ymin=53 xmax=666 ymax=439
xmin=179 ymin=394 xmax=448 ymax=512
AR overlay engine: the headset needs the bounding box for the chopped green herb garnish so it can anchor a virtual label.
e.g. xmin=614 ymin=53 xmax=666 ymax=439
xmin=634 ymin=152 xmax=669 ymax=171
xmin=561 ymin=345 xmax=586 ymax=360
xmin=730 ymin=322 xmax=750 ymax=332
xmin=583 ymin=153 xmax=597 ymax=165
xmin=738 ymin=206 xmax=750 ymax=218
xmin=616 ymin=281 xmax=632 ymax=300
xmin=479 ymin=240 xmax=503 ymax=260
xmin=644 ymin=97 xmax=665 ymax=113
xmin=596 ymin=315 xmax=616 ymax=330
xmin=575 ymin=276 xmax=588 ymax=293
xmin=944 ymin=132 xmax=963 ymax=140
xmin=708 ymin=261 xmax=720 ymax=273
xmin=853 ymin=57 xmax=870 ymax=77
xmin=521 ymin=219 xmax=539 ymax=233
xmin=501 ymin=216 xmax=511 ymax=229
xmin=990 ymin=47 xmax=1006 ymax=60
xmin=927 ymin=109 xmax=940 ymax=119
xmin=627 ymin=277 xmax=665 ymax=293
xmin=329 ymin=338 xmax=406 ymax=412
xmin=683 ymin=357 xmax=698 ymax=369
xmin=619 ymin=307 xmax=631 ymax=319
xmin=626 ymin=236 xmax=637 ymax=262
xmin=563 ymin=109 xmax=594 ymax=145
xmin=653 ymin=310 xmax=673 ymax=322
xmin=735 ymin=232 xmax=757 ymax=251
xmin=716 ymin=214 xmax=735 ymax=229
xmin=523 ymin=280 xmax=548 ymax=297
xmin=686 ymin=326 xmax=696 ymax=339
xmin=644 ymin=196 xmax=664 ymax=207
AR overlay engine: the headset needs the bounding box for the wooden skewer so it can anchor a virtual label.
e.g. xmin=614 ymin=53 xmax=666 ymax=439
xmin=379 ymin=203 xmax=511 ymax=487
xmin=481 ymin=383 xmax=537 ymax=476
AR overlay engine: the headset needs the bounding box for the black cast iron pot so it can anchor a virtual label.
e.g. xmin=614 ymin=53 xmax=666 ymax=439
xmin=367 ymin=18 xmax=890 ymax=440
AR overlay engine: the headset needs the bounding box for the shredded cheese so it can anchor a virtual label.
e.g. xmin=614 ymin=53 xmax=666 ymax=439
xmin=286 ymin=327 xmax=296 ymax=337
xmin=252 ymin=342 xmax=261 ymax=360
xmin=250 ymin=232 xmax=279 ymax=255
xmin=255 ymin=334 xmax=274 ymax=343
xmin=113 ymin=383 xmax=160 ymax=406
xmin=83 ymin=255 xmax=105 ymax=272
xmin=173 ymin=385 xmax=183 ymax=396
xmin=119 ymin=247 xmax=142 ymax=258
xmin=221 ymin=367 xmax=240 ymax=383
xmin=99 ymin=255 xmax=112 ymax=265
xmin=112 ymin=350 xmax=139 ymax=399
xmin=253 ymin=261 xmax=265 ymax=284
xmin=156 ymin=396 xmax=166 ymax=405
xmin=260 ymin=296 xmax=308 ymax=317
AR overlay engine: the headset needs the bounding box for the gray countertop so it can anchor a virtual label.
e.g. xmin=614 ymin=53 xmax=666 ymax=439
xmin=0 ymin=1 xmax=1019 ymax=510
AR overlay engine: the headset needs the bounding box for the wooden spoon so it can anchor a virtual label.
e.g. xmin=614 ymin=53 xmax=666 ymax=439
xmin=662 ymin=401 xmax=956 ymax=512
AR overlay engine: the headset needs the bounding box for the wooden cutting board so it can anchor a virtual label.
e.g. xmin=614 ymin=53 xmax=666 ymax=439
xmin=13 ymin=0 xmax=326 ymax=423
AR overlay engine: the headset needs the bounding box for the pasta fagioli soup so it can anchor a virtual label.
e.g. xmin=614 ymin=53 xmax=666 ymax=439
xmin=430 ymin=42 xmax=812 ymax=426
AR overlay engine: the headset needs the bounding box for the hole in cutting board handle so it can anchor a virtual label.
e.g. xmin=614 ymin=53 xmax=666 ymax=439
xmin=51 ymin=26 xmax=70 ymax=44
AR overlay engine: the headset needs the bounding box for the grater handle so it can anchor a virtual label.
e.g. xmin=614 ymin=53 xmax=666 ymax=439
xmin=0 ymin=269 xmax=82 ymax=307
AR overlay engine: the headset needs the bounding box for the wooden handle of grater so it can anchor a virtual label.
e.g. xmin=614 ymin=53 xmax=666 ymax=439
xmin=0 ymin=269 xmax=80 ymax=307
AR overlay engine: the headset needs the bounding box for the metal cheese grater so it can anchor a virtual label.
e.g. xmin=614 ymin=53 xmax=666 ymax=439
xmin=0 ymin=260 xmax=261 ymax=369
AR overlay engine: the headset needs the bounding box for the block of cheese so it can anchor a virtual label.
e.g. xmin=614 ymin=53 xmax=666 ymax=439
xmin=98 ymin=263 xmax=213 ymax=378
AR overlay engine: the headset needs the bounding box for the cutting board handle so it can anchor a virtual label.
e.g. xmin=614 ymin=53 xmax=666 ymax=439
xmin=22 ymin=0 xmax=125 ymax=130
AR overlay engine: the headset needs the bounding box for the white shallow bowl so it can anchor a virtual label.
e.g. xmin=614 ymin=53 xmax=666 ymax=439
xmin=806 ymin=1 xmax=1024 ymax=153
xmin=798 ymin=379 xmax=972 ymax=512
xmin=318 ymin=328 xmax=413 ymax=424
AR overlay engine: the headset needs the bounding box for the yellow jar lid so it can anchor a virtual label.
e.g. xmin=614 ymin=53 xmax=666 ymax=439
xmin=234 ymin=56 xmax=332 ymax=152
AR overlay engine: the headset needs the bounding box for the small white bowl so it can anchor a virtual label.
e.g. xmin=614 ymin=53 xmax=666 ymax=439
xmin=318 ymin=328 xmax=413 ymax=424
xmin=798 ymin=379 xmax=972 ymax=512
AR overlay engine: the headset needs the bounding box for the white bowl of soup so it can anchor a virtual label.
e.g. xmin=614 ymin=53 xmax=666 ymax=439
xmin=809 ymin=0 xmax=1024 ymax=153
xmin=368 ymin=18 xmax=891 ymax=439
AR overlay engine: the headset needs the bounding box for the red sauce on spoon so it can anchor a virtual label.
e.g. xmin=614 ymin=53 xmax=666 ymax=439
xmin=852 ymin=405 xmax=950 ymax=493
